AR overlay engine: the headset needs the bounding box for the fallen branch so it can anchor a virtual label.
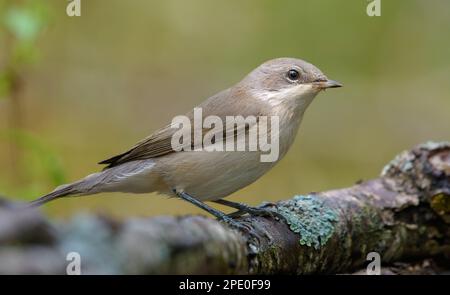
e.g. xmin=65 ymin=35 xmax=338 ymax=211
xmin=0 ymin=141 xmax=449 ymax=274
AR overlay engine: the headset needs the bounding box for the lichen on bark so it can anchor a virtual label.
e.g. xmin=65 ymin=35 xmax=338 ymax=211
xmin=270 ymin=195 xmax=338 ymax=249
xmin=0 ymin=141 xmax=449 ymax=274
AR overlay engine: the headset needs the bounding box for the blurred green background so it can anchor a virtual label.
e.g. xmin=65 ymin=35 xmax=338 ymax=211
xmin=0 ymin=0 xmax=449 ymax=219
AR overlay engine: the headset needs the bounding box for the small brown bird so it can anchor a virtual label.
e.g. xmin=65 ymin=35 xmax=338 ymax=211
xmin=30 ymin=57 xmax=342 ymax=227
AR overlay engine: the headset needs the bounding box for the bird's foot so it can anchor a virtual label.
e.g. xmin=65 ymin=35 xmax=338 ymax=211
xmin=212 ymin=199 xmax=283 ymax=220
xmin=217 ymin=214 xmax=255 ymax=234
xmin=172 ymin=189 xmax=259 ymax=238
xmin=221 ymin=203 xmax=282 ymax=243
xmin=216 ymin=214 xmax=262 ymax=240
xmin=227 ymin=204 xmax=284 ymax=220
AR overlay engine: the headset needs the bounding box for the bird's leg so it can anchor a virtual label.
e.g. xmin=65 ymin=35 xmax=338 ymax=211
xmin=213 ymin=199 xmax=284 ymax=220
xmin=173 ymin=190 xmax=251 ymax=233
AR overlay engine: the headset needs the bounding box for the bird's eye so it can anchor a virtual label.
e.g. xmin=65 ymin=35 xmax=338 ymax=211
xmin=287 ymin=69 xmax=300 ymax=81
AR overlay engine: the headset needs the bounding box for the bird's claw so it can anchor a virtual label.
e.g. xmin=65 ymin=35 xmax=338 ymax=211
xmin=217 ymin=215 xmax=259 ymax=238
xmin=227 ymin=205 xmax=284 ymax=221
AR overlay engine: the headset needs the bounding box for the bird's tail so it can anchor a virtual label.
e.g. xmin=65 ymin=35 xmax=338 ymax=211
xmin=28 ymin=159 xmax=158 ymax=207
xmin=28 ymin=183 xmax=79 ymax=207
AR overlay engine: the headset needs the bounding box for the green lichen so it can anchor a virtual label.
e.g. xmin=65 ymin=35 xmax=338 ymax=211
xmin=272 ymin=195 xmax=338 ymax=250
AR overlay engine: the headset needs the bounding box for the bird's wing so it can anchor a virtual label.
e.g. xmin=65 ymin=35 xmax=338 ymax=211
xmin=99 ymin=88 xmax=263 ymax=169
xmin=98 ymin=123 xmax=182 ymax=169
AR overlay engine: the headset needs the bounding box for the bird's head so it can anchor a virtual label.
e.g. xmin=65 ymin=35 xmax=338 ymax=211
xmin=240 ymin=57 xmax=342 ymax=108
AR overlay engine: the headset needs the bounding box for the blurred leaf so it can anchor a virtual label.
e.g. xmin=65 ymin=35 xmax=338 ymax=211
xmin=1 ymin=1 xmax=49 ymax=65
xmin=12 ymin=41 xmax=40 ymax=64
xmin=3 ymin=6 xmax=45 ymax=42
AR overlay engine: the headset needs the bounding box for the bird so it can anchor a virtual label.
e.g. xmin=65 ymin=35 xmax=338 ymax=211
xmin=29 ymin=57 xmax=342 ymax=228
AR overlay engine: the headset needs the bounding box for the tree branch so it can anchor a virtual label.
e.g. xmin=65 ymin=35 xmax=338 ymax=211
xmin=0 ymin=141 xmax=449 ymax=274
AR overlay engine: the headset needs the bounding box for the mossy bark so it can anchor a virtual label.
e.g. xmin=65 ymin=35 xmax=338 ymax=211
xmin=0 ymin=142 xmax=449 ymax=274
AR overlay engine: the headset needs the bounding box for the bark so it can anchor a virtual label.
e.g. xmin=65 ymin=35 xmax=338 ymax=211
xmin=0 ymin=141 xmax=449 ymax=274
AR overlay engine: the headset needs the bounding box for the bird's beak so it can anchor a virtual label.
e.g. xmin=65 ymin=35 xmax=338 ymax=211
xmin=316 ymin=79 xmax=343 ymax=89
xmin=323 ymin=80 xmax=342 ymax=89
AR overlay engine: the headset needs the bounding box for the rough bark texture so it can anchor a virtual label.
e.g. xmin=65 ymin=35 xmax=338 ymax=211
xmin=0 ymin=141 xmax=449 ymax=274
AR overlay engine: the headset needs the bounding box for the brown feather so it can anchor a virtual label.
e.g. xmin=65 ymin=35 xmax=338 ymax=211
xmin=99 ymin=87 xmax=267 ymax=169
